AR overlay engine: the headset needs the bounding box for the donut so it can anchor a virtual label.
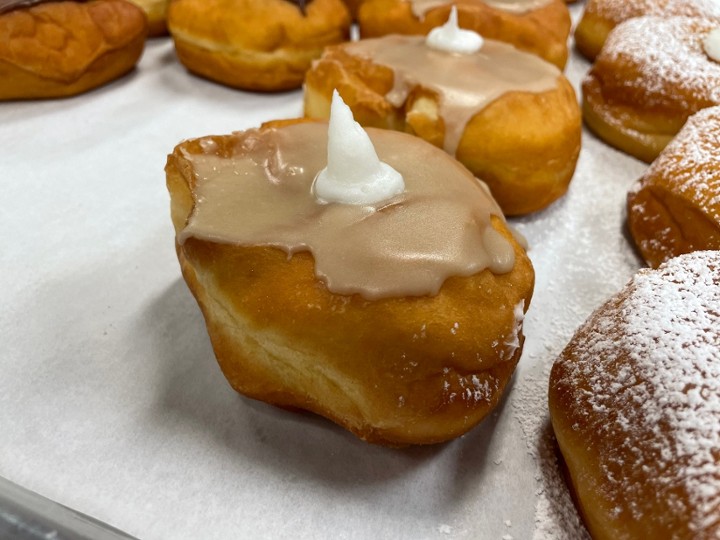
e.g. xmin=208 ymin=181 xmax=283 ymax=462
xmin=575 ymin=0 xmax=720 ymax=60
xmin=304 ymin=34 xmax=581 ymax=216
xmin=627 ymin=106 xmax=720 ymax=268
xmin=126 ymin=0 xmax=167 ymax=36
xmin=165 ymin=118 xmax=535 ymax=446
xmin=357 ymin=0 xmax=571 ymax=68
xmin=582 ymin=16 xmax=720 ymax=163
xmin=0 ymin=0 xmax=147 ymax=100
xmin=167 ymin=0 xmax=351 ymax=92
xmin=549 ymin=250 xmax=720 ymax=539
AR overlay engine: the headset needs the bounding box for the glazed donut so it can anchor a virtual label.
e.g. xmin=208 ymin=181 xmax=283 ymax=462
xmin=167 ymin=0 xmax=351 ymax=92
xmin=357 ymin=0 xmax=571 ymax=68
xmin=575 ymin=0 xmax=720 ymax=60
xmin=627 ymin=106 xmax=720 ymax=268
xmin=304 ymin=35 xmax=581 ymax=216
xmin=0 ymin=0 xmax=147 ymax=100
xmin=549 ymin=250 xmax=720 ymax=539
xmin=165 ymin=119 xmax=535 ymax=446
xmin=582 ymin=16 xmax=720 ymax=163
xmin=126 ymin=0 xmax=167 ymax=36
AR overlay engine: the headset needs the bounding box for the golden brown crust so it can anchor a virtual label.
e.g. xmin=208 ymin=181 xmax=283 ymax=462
xmin=549 ymin=252 xmax=720 ymax=538
xmin=575 ymin=0 xmax=720 ymax=60
xmin=357 ymin=0 xmax=571 ymax=69
xmin=581 ymin=16 xmax=720 ymax=163
xmin=165 ymin=123 xmax=535 ymax=446
xmin=303 ymin=43 xmax=581 ymax=216
xmin=167 ymin=0 xmax=350 ymax=92
xmin=0 ymin=0 xmax=147 ymax=100
xmin=627 ymin=107 xmax=720 ymax=268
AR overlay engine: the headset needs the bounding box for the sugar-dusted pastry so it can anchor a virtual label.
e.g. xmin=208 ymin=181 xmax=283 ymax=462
xmin=126 ymin=0 xmax=167 ymax=36
xmin=304 ymin=16 xmax=581 ymax=216
xmin=167 ymin=0 xmax=351 ymax=92
xmin=575 ymin=0 xmax=720 ymax=60
xmin=0 ymin=0 xmax=147 ymax=100
xmin=357 ymin=0 xmax=571 ymax=68
xmin=165 ymin=93 xmax=535 ymax=446
xmin=627 ymin=106 xmax=720 ymax=268
xmin=582 ymin=16 xmax=720 ymax=163
xmin=549 ymin=250 xmax=720 ymax=539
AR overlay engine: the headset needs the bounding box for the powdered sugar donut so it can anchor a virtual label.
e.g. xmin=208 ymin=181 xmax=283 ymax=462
xmin=575 ymin=0 xmax=720 ymax=60
xmin=549 ymin=250 xmax=720 ymax=539
xmin=627 ymin=106 xmax=720 ymax=268
xmin=582 ymin=16 xmax=720 ymax=162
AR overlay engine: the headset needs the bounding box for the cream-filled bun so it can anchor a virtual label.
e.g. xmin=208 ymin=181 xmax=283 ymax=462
xmin=166 ymin=113 xmax=535 ymax=446
xmin=167 ymin=0 xmax=351 ymax=92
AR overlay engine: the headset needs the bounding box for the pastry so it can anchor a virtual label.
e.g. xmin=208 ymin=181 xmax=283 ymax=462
xmin=167 ymin=0 xmax=351 ymax=92
xmin=627 ymin=106 xmax=720 ymax=268
xmin=126 ymin=0 xmax=167 ymax=36
xmin=549 ymin=250 xmax=720 ymax=539
xmin=165 ymin=99 xmax=535 ymax=446
xmin=304 ymin=23 xmax=581 ymax=216
xmin=575 ymin=0 xmax=720 ymax=60
xmin=582 ymin=16 xmax=720 ymax=163
xmin=0 ymin=0 xmax=147 ymax=100
xmin=356 ymin=0 xmax=572 ymax=68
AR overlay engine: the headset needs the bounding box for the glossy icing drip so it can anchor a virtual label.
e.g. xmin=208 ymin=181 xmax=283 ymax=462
xmin=344 ymin=35 xmax=559 ymax=155
xmin=178 ymin=122 xmax=515 ymax=300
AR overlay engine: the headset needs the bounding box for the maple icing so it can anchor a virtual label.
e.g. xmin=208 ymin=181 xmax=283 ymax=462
xmin=178 ymin=122 xmax=514 ymax=300
xmin=343 ymin=35 xmax=559 ymax=155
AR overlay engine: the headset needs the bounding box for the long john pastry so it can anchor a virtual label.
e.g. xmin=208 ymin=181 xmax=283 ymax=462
xmin=166 ymin=93 xmax=535 ymax=446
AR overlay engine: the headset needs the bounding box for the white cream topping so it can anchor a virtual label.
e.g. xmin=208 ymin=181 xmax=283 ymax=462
xmin=313 ymin=90 xmax=405 ymax=205
xmin=425 ymin=6 xmax=483 ymax=54
xmin=703 ymin=27 xmax=720 ymax=63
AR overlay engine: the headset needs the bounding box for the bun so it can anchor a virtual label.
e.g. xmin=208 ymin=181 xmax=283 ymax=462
xmin=627 ymin=106 xmax=720 ymax=268
xmin=304 ymin=35 xmax=581 ymax=216
xmin=357 ymin=0 xmax=571 ymax=68
xmin=167 ymin=0 xmax=350 ymax=92
xmin=582 ymin=16 xmax=720 ymax=162
xmin=0 ymin=0 xmax=147 ymax=100
xmin=549 ymin=250 xmax=720 ymax=539
xmin=575 ymin=0 xmax=720 ymax=60
xmin=165 ymin=120 xmax=535 ymax=446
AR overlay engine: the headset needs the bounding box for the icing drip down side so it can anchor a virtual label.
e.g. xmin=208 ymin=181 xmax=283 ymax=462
xmin=178 ymin=122 xmax=514 ymax=300
xmin=344 ymin=35 xmax=560 ymax=155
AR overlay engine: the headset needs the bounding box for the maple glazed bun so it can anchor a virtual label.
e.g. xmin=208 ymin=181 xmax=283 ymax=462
xmin=165 ymin=119 xmax=535 ymax=446
xmin=582 ymin=16 xmax=720 ymax=163
xmin=304 ymin=36 xmax=581 ymax=216
xmin=357 ymin=0 xmax=571 ymax=69
xmin=549 ymin=250 xmax=720 ymax=539
xmin=0 ymin=0 xmax=147 ymax=100
xmin=627 ymin=106 xmax=720 ymax=268
xmin=167 ymin=0 xmax=351 ymax=92
xmin=126 ymin=0 xmax=168 ymax=36
xmin=575 ymin=0 xmax=720 ymax=60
